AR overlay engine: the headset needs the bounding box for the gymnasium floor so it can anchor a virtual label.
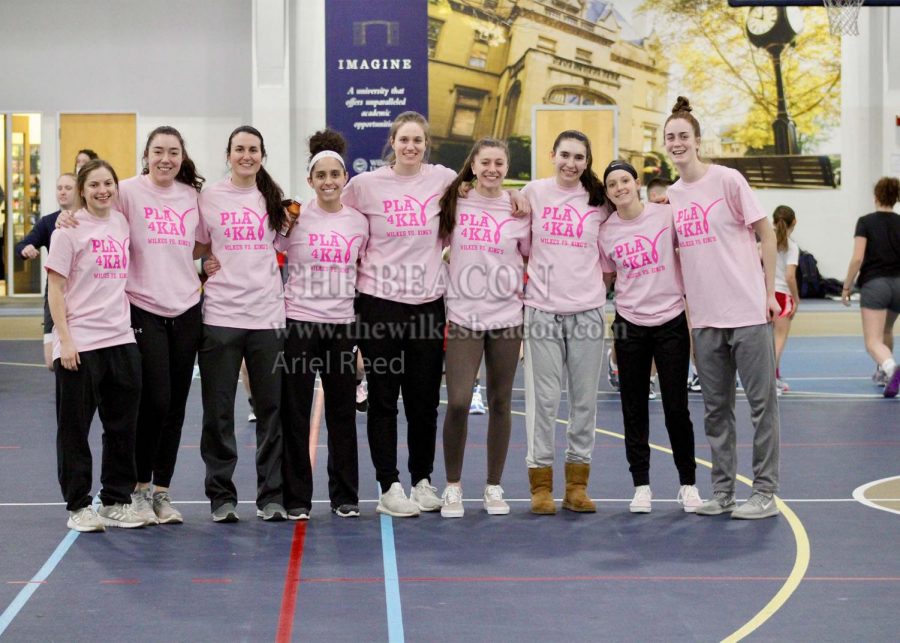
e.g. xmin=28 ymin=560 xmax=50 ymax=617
xmin=0 ymin=304 xmax=898 ymax=642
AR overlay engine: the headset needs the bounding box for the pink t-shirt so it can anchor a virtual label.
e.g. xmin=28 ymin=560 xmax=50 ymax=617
xmin=522 ymin=178 xmax=609 ymax=315
xmin=117 ymin=175 xmax=202 ymax=317
xmin=196 ymin=178 xmax=285 ymax=330
xmin=343 ymin=163 xmax=456 ymax=304
xmin=446 ymin=191 xmax=531 ymax=330
xmin=45 ymin=209 xmax=134 ymax=360
xmin=668 ymin=164 xmax=767 ymax=328
xmin=599 ymin=202 xmax=685 ymax=326
xmin=274 ymin=201 xmax=368 ymax=324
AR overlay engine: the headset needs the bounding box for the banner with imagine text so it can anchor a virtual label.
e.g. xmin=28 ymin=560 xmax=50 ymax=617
xmin=324 ymin=0 xmax=428 ymax=177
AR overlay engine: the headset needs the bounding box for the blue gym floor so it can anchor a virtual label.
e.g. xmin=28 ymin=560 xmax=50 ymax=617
xmin=0 ymin=335 xmax=898 ymax=642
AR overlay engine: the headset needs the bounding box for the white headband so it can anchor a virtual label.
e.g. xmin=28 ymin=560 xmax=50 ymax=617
xmin=308 ymin=150 xmax=346 ymax=175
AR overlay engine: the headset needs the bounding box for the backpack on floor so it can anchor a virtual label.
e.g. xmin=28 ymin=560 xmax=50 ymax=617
xmin=797 ymin=249 xmax=826 ymax=299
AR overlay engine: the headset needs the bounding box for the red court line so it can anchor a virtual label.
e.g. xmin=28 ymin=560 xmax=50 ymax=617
xmin=6 ymin=581 xmax=45 ymax=585
xmin=299 ymin=574 xmax=900 ymax=584
xmin=100 ymin=579 xmax=139 ymax=585
xmin=275 ymin=521 xmax=308 ymax=643
xmin=191 ymin=578 xmax=233 ymax=584
xmin=0 ymin=446 xmax=21 ymax=450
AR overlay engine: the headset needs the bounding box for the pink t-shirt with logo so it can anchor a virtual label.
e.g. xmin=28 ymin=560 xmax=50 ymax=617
xmin=522 ymin=178 xmax=609 ymax=315
xmin=599 ymin=202 xmax=685 ymax=326
xmin=117 ymin=175 xmax=201 ymax=317
xmin=274 ymin=201 xmax=368 ymax=324
xmin=446 ymin=191 xmax=531 ymax=330
xmin=196 ymin=178 xmax=285 ymax=330
xmin=343 ymin=164 xmax=456 ymax=304
xmin=45 ymin=209 xmax=134 ymax=360
xmin=668 ymin=164 xmax=767 ymax=328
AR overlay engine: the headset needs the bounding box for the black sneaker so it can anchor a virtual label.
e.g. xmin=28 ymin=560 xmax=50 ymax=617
xmin=332 ymin=504 xmax=360 ymax=518
xmin=287 ymin=507 xmax=310 ymax=521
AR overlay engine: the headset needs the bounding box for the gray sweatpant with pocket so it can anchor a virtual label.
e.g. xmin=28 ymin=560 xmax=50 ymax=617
xmin=524 ymin=306 xmax=605 ymax=468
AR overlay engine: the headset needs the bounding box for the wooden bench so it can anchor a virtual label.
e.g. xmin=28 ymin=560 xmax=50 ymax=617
xmin=710 ymin=155 xmax=837 ymax=189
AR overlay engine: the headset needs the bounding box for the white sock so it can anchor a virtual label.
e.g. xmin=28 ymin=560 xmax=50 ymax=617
xmin=882 ymin=359 xmax=897 ymax=378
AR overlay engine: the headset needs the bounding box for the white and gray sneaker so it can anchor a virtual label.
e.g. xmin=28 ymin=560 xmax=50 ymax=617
xmin=97 ymin=502 xmax=146 ymax=528
xmin=67 ymin=506 xmax=105 ymax=533
xmin=629 ymin=485 xmax=652 ymax=513
xmin=732 ymin=492 xmax=779 ymax=520
xmin=152 ymin=491 xmax=184 ymax=524
xmin=441 ymin=484 xmax=464 ymax=518
xmin=676 ymin=485 xmax=703 ymax=513
xmin=482 ymin=485 xmax=510 ymax=515
xmin=695 ymin=491 xmax=736 ymax=516
xmin=376 ymin=482 xmax=420 ymax=517
xmin=131 ymin=489 xmax=159 ymax=526
xmin=410 ymin=479 xmax=442 ymax=512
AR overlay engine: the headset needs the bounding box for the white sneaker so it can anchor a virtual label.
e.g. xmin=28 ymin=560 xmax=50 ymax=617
xmin=376 ymin=482 xmax=420 ymax=517
xmin=629 ymin=485 xmax=652 ymax=513
xmin=648 ymin=377 xmax=658 ymax=400
xmin=97 ymin=502 xmax=146 ymax=528
xmin=483 ymin=484 xmax=510 ymax=515
xmin=131 ymin=489 xmax=159 ymax=526
xmin=676 ymin=484 xmax=703 ymax=513
xmin=441 ymin=484 xmax=464 ymax=518
xmin=410 ymin=478 xmax=442 ymax=512
xmin=469 ymin=386 xmax=486 ymax=415
xmin=152 ymin=490 xmax=184 ymax=524
xmin=67 ymin=506 xmax=105 ymax=532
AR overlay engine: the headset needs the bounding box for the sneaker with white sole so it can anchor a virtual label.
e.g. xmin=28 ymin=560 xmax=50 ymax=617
xmin=356 ymin=380 xmax=368 ymax=413
xmin=687 ymin=372 xmax=702 ymax=392
xmin=248 ymin=397 xmax=257 ymax=423
xmin=648 ymin=378 xmax=658 ymax=401
xmin=676 ymin=485 xmax=703 ymax=513
xmin=694 ymin=491 xmax=736 ymax=516
xmin=152 ymin=491 xmax=183 ymax=524
xmin=732 ymin=492 xmax=779 ymax=520
xmin=332 ymin=504 xmax=359 ymax=518
xmin=67 ymin=506 xmax=105 ymax=532
xmin=212 ymin=502 xmax=239 ymax=523
xmin=629 ymin=485 xmax=652 ymax=513
xmin=469 ymin=386 xmax=486 ymax=415
xmin=257 ymin=503 xmax=287 ymax=521
xmin=441 ymin=484 xmax=464 ymax=518
xmin=872 ymin=366 xmax=888 ymax=387
xmin=410 ymin=479 xmax=442 ymax=512
xmin=607 ymin=349 xmax=619 ymax=391
xmin=131 ymin=489 xmax=159 ymax=526
xmin=97 ymin=502 xmax=146 ymax=528
xmin=483 ymin=484 xmax=510 ymax=515
xmin=288 ymin=507 xmax=310 ymax=521
xmin=377 ymin=482 xmax=420 ymax=517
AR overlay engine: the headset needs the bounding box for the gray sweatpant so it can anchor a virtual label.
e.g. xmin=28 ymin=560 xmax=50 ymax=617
xmin=524 ymin=306 xmax=605 ymax=468
xmin=692 ymin=324 xmax=780 ymax=495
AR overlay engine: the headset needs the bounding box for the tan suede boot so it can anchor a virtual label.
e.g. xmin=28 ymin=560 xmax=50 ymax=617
xmin=562 ymin=462 xmax=596 ymax=513
xmin=528 ymin=467 xmax=556 ymax=514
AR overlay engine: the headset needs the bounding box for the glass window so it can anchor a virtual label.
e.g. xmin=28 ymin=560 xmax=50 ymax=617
xmin=469 ymin=41 xmax=489 ymax=68
xmin=450 ymin=90 xmax=485 ymax=138
xmin=428 ymin=18 xmax=444 ymax=58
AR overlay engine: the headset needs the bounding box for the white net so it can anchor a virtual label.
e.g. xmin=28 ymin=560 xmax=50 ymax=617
xmin=823 ymin=0 xmax=865 ymax=36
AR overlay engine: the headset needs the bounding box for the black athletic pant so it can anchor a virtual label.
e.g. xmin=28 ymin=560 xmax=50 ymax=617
xmin=356 ymin=293 xmax=446 ymax=492
xmin=199 ymin=325 xmax=284 ymax=511
xmin=281 ymin=320 xmax=359 ymax=510
xmin=55 ymin=343 xmax=142 ymax=510
xmin=131 ymin=302 xmax=202 ymax=488
xmin=613 ymin=311 xmax=696 ymax=487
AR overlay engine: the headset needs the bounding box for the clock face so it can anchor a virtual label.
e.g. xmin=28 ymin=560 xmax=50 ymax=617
xmin=786 ymin=7 xmax=804 ymax=34
xmin=747 ymin=6 xmax=778 ymax=36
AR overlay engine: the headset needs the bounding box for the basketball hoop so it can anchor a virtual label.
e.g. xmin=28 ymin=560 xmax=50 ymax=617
xmin=823 ymin=0 xmax=865 ymax=35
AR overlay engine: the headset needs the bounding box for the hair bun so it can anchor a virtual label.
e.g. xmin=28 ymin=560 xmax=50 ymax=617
xmin=672 ymin=96 xmax=693 ymax=114
xmin=309 ymin=129 xmax=347 ymax=157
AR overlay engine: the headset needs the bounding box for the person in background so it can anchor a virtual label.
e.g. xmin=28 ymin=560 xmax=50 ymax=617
xmin=841 ymin=177 xmax=900 ymax=398
xmin=74 ymin=149 xmax=98 ymax=173
xmin=46 ymin=159 xmax=145 ymax=531
xmin=16 ymin=173 xmax=79 ymax=369
xmin=772 ymin=206 xmax=800 ymax=395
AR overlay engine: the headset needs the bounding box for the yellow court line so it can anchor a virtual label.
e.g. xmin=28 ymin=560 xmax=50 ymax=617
xmin=511 ymin=410 xmax=810 ymax=642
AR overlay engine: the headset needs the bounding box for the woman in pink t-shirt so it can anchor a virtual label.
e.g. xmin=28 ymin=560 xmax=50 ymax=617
xmin=664 ymin=96 xmax=781 ymax=520
xmin=195 ymin=126 xmax=289 ymax=523
xmin=436 ymin=138 xmax=530 ymax=518
xmin=275 ymin=129 xmax=368 ymax=520
xmin=341 ymin=111 xmax=456 ymax=517
xmin=599 ymin=161 xmax=701 ymax=515
xmin=47 ymin=160 xmax=145 ymax=532
xmin=521 ymin=130 xmax=609 ymax=515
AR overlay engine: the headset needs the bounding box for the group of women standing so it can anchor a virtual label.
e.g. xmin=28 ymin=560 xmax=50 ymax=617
xmin=48 ymin=96 xmax=792 ymax=532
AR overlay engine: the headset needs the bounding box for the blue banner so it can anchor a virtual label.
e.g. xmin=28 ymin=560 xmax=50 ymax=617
xmin=324 ymin=0 xmax=428 ymax=177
